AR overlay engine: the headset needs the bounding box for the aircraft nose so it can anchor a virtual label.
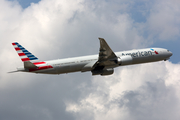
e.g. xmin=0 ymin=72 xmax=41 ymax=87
xmin=164 ymin=49 xmax=173 ymax=58
xmin=167 ymin=50 xmax=173 ymax=57
xmin=170 ymin=51 xmax=173 ymax=56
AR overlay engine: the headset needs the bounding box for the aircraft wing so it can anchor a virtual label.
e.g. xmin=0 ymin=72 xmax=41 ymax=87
xmin=98 ymin=38 xmax=117 ymax=62
xmin=96 ymin=38 xmax=119 ymax=67
xmin=87 ymin=38 xmax=120 ymax=75
xmin=82 ymin=38 xmax=119 ymax=73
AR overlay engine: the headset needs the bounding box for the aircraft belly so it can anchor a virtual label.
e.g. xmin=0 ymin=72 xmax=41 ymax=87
xmin=70 ymin=64 xmax=85 ymax=72
xmin=154 ymin=53 xmax=168 ymax=61
xmin=131 ymin=54 xmax=166 ymax=65
xmin=132 ymin=56 xmax=154 ymax=64
xmin=32 ymin=68 xmax=57 ymax=74
xmin=55 ymin=63 xmax=85 ymax=74
xmin=56 ymin=66 xmax=70 ymax=73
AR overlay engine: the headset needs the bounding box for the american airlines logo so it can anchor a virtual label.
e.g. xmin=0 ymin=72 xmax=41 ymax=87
xmin=122 ymin=48 xmax=159 ymax=58
xmin=151 ymin=48 xmax=159 ymax=54
xmin=122 ymin=51 xmax=152 ymax=58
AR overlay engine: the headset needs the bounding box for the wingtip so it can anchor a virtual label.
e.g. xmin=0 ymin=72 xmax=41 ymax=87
xmin=7 ymin=70 xmax=19 ymax=73
xmin=98 ymin=37 xmax=104 ymax=40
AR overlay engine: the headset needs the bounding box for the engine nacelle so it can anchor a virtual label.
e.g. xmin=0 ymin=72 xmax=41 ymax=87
xmin=115 ymin=57 xmax=121 ymax=65
xmin=92 ymin=68 xmax=114 ymax=76
xmin=119 ymin=56 xmax=133 ymax=65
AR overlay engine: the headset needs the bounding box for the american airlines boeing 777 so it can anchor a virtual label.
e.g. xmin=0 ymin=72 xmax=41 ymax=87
xmin=10 ymin=38 xmax=173 ymax=76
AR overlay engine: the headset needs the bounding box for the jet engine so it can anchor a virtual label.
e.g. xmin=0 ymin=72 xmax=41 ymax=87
xmin=118 ymin=56 xmax=133 ymax=65
xmin=115 ymin=57 xmax=121 ymax=65
xmin=92 ymin=68 xmax=114 ymax=76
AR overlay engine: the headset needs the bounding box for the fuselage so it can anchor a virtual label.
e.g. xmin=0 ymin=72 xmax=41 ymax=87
xmin=17 ymin=48 xmax=172 ymax=75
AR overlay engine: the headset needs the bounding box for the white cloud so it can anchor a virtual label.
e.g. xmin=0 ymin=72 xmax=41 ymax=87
xmin=66 ymin=62 xmax=180 ymax=120
xmin=145 ymin=0 xmax=180 ymax=41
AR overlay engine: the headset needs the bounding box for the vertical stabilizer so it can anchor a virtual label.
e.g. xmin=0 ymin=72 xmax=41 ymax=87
xmin=12 ymin=42 xmax=38 ymax=61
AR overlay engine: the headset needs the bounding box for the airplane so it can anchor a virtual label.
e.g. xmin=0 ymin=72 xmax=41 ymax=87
xmin=9 ymin=38 xmax=173 ymax=76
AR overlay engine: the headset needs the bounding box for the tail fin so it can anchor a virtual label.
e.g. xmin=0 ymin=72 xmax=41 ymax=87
xmin=12 ymin=42 xmax=38 ymax=61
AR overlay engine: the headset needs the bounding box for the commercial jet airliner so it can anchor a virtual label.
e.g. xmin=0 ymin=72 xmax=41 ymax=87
xmin=9 ymin=38 xmax=173 ymax=76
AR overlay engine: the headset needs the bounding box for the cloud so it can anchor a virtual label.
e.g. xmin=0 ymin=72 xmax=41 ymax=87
xmin=66 ymin=62 xmax=180 ymax=120
xmin=139 ymin=0 xmax=180 ymax=41
xmin=0 ymin=0 xmax=180 ymax=120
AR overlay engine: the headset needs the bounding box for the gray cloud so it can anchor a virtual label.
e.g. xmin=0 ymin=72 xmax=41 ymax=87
xmin=66 ymin=62 xmax=180 ymax=120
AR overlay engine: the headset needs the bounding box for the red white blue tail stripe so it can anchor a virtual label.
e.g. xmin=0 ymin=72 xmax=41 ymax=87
xmin=12 ymin=42 xmax=38 ymax=61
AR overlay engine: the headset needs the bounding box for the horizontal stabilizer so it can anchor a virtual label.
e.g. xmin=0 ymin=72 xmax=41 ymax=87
xmin=8 ymin=70 xmax=19 ymax=73
xmin=24 ymin=61 xmax=38 ymax=68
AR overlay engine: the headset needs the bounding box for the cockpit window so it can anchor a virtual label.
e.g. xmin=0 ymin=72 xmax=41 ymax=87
xmin=167 ymin=50 xmax=169 ymax=52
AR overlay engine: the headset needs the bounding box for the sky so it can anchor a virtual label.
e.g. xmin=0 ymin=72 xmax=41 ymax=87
xmin=1 ymin=0 xmax=180 ymax=120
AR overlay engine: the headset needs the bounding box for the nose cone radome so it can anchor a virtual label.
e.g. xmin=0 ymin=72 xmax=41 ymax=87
xmin=170 ymin=51 xmax=173 ymax=56
xmin=168 ymin=51 xmax=173 ymax=57
xmin=166 ymin=50 xmax=173 ymax=59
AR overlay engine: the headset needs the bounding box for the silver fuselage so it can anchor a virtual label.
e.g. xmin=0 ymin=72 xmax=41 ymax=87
xmin=17 ymin=48 xmax=172 ymax=74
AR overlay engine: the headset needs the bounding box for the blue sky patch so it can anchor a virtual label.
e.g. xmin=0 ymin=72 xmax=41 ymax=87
xmin=8 ymin=0 xmax=40 ymax=8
